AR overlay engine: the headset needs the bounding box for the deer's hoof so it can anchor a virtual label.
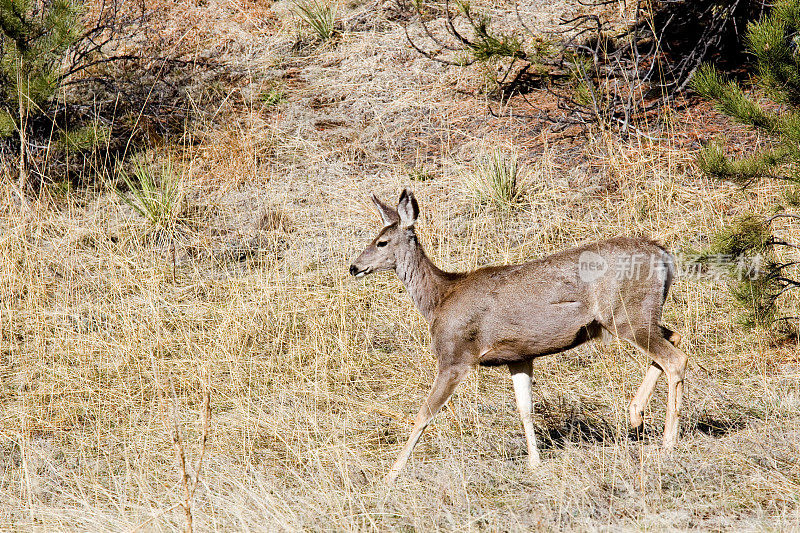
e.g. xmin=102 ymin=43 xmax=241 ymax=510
xmin=629 ymin=405 xmax=645 ymax=428
xmin=384 ymin=470 xmax=400 ymax=485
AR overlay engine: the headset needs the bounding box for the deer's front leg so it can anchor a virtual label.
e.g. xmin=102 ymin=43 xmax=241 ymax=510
xmin=385 ymin=364 xmax=471 ymax=484
xmin=508 ymin=360 xmax=541 ymax=469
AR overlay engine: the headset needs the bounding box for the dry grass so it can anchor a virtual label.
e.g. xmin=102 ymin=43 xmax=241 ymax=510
xmin=1 ymin=0 xmax=799 ymax=531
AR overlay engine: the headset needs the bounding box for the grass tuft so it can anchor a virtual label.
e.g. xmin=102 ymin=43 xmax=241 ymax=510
xmin=468 ymin=149 xmax=522 ymax=209
xmin=115 ymin=157 xmax=187 ymax=232
xmin=293 ymin=0 xmax=337 ymax=41
xmin=259 ymin=87 xmax=286 ymax=108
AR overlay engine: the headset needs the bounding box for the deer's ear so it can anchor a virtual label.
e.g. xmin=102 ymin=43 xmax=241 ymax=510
xmin=397 ymin=189 xmax=418 ymax=228
xmin=371 ymin=193 xmax=399 ymax=226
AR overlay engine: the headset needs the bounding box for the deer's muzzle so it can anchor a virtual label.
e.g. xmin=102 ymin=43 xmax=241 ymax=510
xmin=349 ymin=264 xmax=372 ymax=278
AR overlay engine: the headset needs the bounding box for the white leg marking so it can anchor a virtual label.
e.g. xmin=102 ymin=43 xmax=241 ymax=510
xmin=509 ymin=361 xmax=541 ymax=469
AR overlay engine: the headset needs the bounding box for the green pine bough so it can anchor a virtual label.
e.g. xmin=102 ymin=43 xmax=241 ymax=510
xmin=0 ymin=0 xmax=82 ymax=136
xmin=691 ymin=0 xmax=800 ymax=332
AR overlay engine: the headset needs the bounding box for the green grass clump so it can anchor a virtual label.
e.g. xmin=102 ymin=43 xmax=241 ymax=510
xmin=115 ymin=158 xmax=186 ymax=232
xmin=259 ymin=87 xmax=286 ymax=108
xmin=293 ymin=0 xmax=337 ymax=41
xmin=469 ymin=149 xmax=522 ymax=209
xmin=409 ymin=167 xmax=433 ymax=182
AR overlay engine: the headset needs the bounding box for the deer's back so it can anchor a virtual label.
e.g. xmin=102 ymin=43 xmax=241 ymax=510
xmin=431 ymin=237 xmax=672 ymax=366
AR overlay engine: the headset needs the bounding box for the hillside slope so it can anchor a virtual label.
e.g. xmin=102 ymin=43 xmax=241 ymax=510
xmin=0 ymin=0 xmax=798 ymax=530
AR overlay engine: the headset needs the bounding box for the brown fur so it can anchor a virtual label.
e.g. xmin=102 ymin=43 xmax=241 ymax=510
xmin=350 ymin=190 xmax=689 ymax=483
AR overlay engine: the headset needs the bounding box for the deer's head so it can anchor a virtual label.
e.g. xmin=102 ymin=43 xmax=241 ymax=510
xmin=349 ymin=189 xmax=419 ymax=278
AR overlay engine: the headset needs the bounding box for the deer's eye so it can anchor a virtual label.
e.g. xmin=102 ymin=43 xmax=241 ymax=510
xmin=376 ymin=241 xmax=388 ymax=248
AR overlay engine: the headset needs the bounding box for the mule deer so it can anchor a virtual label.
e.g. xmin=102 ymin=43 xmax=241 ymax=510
xmin=350 ymin=190 xmax=687 ymax=483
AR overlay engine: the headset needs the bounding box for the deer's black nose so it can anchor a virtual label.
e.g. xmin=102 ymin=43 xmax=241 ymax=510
xmin=349 ymin=264 xmax=358 ymax=276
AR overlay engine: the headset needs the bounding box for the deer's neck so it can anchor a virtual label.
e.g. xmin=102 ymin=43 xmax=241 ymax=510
xmin=395 ymin=237 xmax=457 ymax=323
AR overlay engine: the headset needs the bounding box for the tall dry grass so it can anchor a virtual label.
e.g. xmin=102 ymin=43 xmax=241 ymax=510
xmin=2 ymin=125 xmax=798 ymax=530
xmin=0 ymin=0 xmax=798 ymax=531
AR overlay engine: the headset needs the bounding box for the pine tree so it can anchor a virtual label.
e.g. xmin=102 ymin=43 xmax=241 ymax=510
xmin=691 ymin=0 xmax=800 ymax=332
xmin=0 ymin=0 xmax=81 ymax=131
xmin=1 ymin=0 xmax=81 ymax=188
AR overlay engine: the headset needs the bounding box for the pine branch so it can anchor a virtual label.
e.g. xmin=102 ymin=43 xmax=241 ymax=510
xmin=692 ymin=64 xmax=778 ymax=131
xmin=696 ymin=142 xmax=790 ymax=184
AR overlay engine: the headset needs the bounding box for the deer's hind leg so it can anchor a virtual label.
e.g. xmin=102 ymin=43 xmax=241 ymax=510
xmin=627 ymin=329 xmax=687 ymax=448
xmin=603 ymin=319 xmax=687 ymax=447
xmin=629 ymin=362 xmax=663 ymax=429
xmin=627 ymin=325 xmax=683 ymax=430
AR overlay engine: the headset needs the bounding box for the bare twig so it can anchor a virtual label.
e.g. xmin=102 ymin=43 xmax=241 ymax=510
xmin=168 ymin=378 xmax=212 ymax=533
xmin=403 ymin=0 xmax=761 ymax=134
xmin=170 ymin=379 xmax=194 ymax=533
xmin=766 ymin=213 xmax=800 ymax=224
